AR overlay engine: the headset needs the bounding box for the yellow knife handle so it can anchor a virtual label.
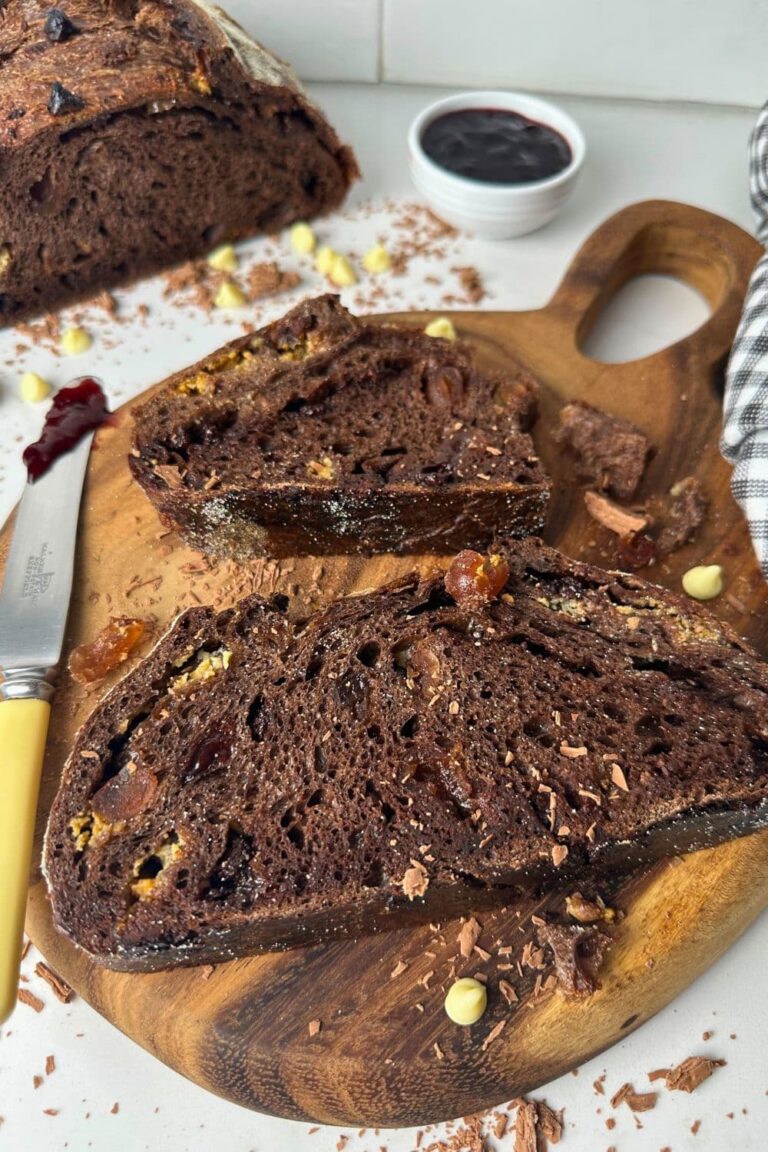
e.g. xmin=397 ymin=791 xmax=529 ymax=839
xmin=0 ymin=697 xmax=51 ymax=1024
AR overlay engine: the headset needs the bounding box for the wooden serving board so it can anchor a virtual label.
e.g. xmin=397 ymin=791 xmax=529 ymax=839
xmin=5 ymin=200 xmax=768 ymax=1128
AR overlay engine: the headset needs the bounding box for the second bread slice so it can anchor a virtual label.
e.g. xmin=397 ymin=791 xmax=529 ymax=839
xmin=130 ymin=295 xmax=550 ymax=558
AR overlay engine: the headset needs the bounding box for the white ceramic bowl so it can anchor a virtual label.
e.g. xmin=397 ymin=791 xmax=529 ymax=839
xmin=408 ymin=91 xmax=586 ymax=240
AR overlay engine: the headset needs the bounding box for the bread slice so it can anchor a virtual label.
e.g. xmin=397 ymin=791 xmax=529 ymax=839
xmin=44 ymin=540 xmax=768 ymax=971
xmin=129 ymin=295 xmax=550 ymax=558
xmin=0 ymin=1 xmax=357 ymax=322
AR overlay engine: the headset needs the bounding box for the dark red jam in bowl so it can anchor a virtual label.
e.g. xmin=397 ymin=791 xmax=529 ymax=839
xmin=23 ymin=377 xmax=109 ymax=482
xmin=421 ymin=107 xmax=572 ymax=185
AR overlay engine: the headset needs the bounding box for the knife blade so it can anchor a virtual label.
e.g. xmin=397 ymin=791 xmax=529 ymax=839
xmin=0 ymin=429 xmax=93 ymax=1023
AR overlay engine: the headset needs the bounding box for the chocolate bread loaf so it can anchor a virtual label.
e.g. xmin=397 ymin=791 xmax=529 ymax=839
xmin=0 ymin=1 xmax=357 ymax=322
xmin=130 ymin=295 xmax=550 ymax=558
xmin=44 ymin=540 xmax=768 ymax=971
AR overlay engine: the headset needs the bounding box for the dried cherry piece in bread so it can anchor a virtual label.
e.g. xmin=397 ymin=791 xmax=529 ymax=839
xmin=616 ymin=532 xmax=657 ymax=572
xmin=91 ymin=763 xmax=158 ymax=823
xmin=421 ymin=361 xmax=466 ymax=411
xmin=445 ymin=550 xmax=510 ymax=610
xmin=69 ymin=617 xmax=148 ymax=684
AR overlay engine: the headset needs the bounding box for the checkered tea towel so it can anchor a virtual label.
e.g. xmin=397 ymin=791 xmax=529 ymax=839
xmin=721 ymin=102 xmax=768 ymax=579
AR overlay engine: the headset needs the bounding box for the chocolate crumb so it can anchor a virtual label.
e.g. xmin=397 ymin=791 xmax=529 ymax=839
xmin=536 ymin=921 xmax=610 ymax=997
xmin=48 ymin=81 xmax=85 ymax=116
xmin=33 ymin=1074 xmax=43 ymax=1089
xmin=655 ymin=476 xmax=708 ymax=554
xmin=557 ymin=401 xmax=654 ymax=500
xmin=452 ymin=266 xmax=486 ymax=304
xmin=248 ymin=261 xmax=300 ymax=299
xmin=45 ymin=1055 xmax=55 ymax=1076
xmin=111 ymin=1102 xmax=119 ymax=1115
xmin=45 ymin=9 xmax=79 ymax=42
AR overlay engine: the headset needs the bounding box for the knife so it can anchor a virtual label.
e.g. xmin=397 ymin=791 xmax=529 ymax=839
xmin=0 ymin=430 xmax=93 ymax=1023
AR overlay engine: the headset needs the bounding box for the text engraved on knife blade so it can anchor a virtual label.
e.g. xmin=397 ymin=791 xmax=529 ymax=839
xmin=20 ymin=541 xmax=55 ymax=603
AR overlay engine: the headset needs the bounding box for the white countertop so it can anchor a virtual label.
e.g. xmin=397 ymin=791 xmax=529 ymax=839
xmin=0 ymin=84 xmax=766 ymax=1152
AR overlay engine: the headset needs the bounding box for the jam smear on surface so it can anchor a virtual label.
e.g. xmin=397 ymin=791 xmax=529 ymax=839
xmin=23 ymin=377 xmax=109 ymax=481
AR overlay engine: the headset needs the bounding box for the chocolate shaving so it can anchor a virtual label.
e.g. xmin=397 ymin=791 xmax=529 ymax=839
xmin=34 ymin=962 xmax=73 ymax=1003
xmin=499 ymin=979 xmax=518 ymax=1005
xmin=514 ymin=1100 xmax=538 ymax=1152
xmin=482 ymin=1019 xmax=506 ymax=1051
xmin=17 ymin=988 xmax=44 ymax=1012
xmin=610 ymin=1082 xmax=657 ymax=1111
xmin=512 ymin=1098 xmax=563 ymax=1151
xmin=401 ymin=860 xmax=429 ymax=899
xmin=664 ymin=1056 xmax=726 ymax=1093
xmin=457 ymin=916 xmax=481 ymax=959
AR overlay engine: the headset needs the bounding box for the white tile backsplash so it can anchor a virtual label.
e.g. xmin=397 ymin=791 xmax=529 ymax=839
xmin=223 ymin=0 xmax=381 ymax=83
xmin=381 ymin=0 xmax=767 ymax=107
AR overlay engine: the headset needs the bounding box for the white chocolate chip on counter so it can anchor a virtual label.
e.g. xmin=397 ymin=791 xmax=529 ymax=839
xmin=19 ymin=372 xmax=51 ymax=403
xmin=314 ymin=245 xmax=337 ymax=276
xmin=425 ymin=316 xmax=457 ymax=341
xmin=207 ymin=244 xmax=238 ymax=273
xmin=290 ymin=221 xmax=317 ymax=255
xmin=363 ymin=244 xmax=391 ymax=274
xmin=328 ymin=253 xmax=357 ymax=288
xmin=444 ymin=977 xmax=488 ymax=1026
xmin=682 ymin=564 xmax=723 ymax=601
xmin=61 ymin=326 xmax=92 ymax=355
xmin=214 ymin=280 xmax=247 ymax=309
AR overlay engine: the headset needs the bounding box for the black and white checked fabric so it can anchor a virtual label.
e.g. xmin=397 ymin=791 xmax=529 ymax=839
xmin=721 ymin=102 xmax=768 ymax=579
